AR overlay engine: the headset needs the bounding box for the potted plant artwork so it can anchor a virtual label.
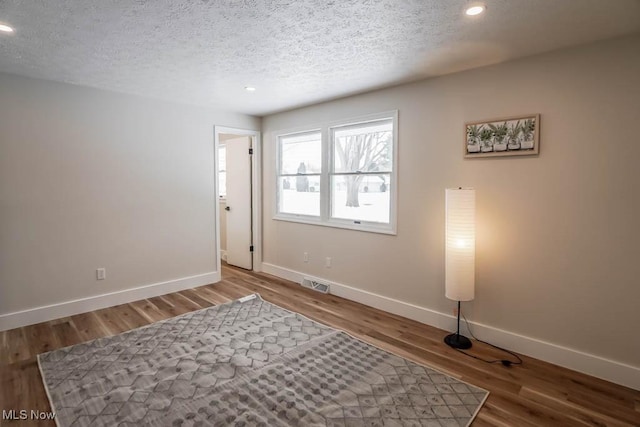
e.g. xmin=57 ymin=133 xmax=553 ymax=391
xmin=466 ymin=124 xmax=482 ymax=153
xmin=520 ymin=118 xmax=535 ymax=150
xmin=464 ymin=114 xmax=539 ymax=158
xmin=480 ymin=128 xmax=494 ymax=152
xmin=507 ymin=121 xmax=521 ymax=150
xmin=490 ymin=122 xmax=508 ymax=151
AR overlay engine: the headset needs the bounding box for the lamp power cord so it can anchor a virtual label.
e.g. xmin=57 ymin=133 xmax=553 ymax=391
xmin=455 ymin=313 xmax=523 ymax=367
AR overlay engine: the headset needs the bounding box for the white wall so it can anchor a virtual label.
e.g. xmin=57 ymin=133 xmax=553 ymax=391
xmin=0 ymin=73 xmax=259 ymax=325
xmin=262 ymin=35 xmax=640 ymax=373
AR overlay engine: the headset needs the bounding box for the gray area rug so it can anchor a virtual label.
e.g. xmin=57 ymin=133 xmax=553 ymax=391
xmin=38 ymin=294 xmax=488 ymax=426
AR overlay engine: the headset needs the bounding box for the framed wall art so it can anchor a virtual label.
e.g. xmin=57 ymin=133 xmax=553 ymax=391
xmin=465 ymin=114 xmax=540 ymax=158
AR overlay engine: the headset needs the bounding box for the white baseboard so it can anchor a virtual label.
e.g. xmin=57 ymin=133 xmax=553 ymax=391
xmin=261 ymin=262 xmax=640 ymax=391
xmin=220 ymin=250 xmax=227 ymax=261
xmin=0 ymin=271 xmax=221 ymax=332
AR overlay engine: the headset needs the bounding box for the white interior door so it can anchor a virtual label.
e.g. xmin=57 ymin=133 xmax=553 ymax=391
xmin=225 ymin=136 xmax=253 ymax=270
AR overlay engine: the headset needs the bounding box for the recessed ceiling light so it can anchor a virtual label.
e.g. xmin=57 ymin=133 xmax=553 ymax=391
xmin=0 ymin=23 xmax=14 ymax=33
xmin=244 ymin=86 xmax=256 ymax=92
xmin=465 ymin=5 xmax=485 ymax=16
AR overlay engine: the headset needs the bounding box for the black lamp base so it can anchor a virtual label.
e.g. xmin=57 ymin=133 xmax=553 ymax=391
xmin=444 ymin=333 xmax=472 ymax=349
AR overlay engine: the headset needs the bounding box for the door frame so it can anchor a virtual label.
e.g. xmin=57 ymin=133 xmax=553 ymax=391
xmin=214 ymin=126 xmax=262 ymax=274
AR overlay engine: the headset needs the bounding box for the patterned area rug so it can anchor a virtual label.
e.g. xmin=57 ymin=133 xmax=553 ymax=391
xmin=38 ymin=294 xmax=488 ymax=426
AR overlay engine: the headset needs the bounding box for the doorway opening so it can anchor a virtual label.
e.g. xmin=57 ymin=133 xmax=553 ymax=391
xmin=214 ymin=126 xmax=261 ymax=275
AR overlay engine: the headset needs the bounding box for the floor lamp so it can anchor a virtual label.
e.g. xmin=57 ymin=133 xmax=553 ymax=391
xmin=444 ymin=188 xmax=475 ymax=350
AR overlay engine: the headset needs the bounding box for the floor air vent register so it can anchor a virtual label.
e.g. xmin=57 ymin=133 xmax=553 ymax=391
xmin=301 ymin=276 xmax=330 ymax=294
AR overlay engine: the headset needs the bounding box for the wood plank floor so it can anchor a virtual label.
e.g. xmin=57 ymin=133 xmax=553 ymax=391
xmin=1 ymin=264 xmax=639 ymax=426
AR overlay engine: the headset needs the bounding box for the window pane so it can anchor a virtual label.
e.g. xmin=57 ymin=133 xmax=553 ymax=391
xmin=333 ymin=119 xmax=392 ymax=173
xmin=280 ymin=132 xmax=322 ymax=175
xmin=218 ymin=145 xmax=226 ymax=197
xmin=219 ymin=171 xmax=226 ymax=197
xmin=279 ymin=176 xmax=321 ymax=216
xmin=218 ymin=146 xmax=226 ymax=172
xmin=331 ymin=174 xmax=390 ymax=223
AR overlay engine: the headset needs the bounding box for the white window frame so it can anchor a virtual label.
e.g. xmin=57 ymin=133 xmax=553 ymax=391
xmin=275 ymin=129 xmax=323 ymax=220
xmin=274 ymin=111 xmax=398 ymax=235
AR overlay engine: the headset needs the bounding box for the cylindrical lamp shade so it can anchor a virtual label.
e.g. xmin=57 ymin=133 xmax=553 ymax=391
xmin=445 ymin=188 xmax=476 ymax=301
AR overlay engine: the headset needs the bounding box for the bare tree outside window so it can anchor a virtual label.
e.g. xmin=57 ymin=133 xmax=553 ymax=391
xmin=332 ymin=120 xmax=393 ymax=213
xmin=275 ymin=112 xmax=397 ymax=233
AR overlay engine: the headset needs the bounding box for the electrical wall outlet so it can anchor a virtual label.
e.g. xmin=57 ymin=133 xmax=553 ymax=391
xmin=96 ymin=268 xmax=106 ymax=280
xmin=325 ymin=257 xmax=332 ymax=268
xmin=303 ymin=252 xmax=309 ymax=263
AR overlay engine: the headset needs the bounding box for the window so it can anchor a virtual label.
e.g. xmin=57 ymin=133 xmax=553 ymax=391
xmin=331 ymin=119 xmax=393 ymax=225
xmin=218 ymin=145 xmax=226 ymax=198
xmin=277 ymin=131 xmax=322 ymax=216
xmin=275 ymin=111 xmax=397 ymax=234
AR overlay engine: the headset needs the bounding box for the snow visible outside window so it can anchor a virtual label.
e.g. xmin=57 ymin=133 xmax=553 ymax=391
xmin=275 ymin=112 xmax=397 ymax=234
xmin=330 ymin=120 xmax=392 ymax=224
xmin=278 ymin=132 xmax=321 ymax=216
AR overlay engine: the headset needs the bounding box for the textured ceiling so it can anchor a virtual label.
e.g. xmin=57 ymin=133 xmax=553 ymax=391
xmin=0 ymin=0 xmax=639 ymax=116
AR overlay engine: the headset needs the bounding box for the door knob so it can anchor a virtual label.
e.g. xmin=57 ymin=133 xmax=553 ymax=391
xmin=225 ymin=206 xmax=231 ymax=211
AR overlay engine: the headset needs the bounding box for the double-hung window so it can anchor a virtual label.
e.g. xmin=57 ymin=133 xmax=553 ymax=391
xmin=330 ymin=118 xmax=394 ymax=226
xmin=275 ymin=111 xmax=397 ymax=234
xmin=276 ymin=131 xmax=322 ymax=217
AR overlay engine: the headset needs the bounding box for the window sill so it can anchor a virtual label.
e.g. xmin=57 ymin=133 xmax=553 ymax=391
xmin=273 ymin=214 xmax=396 ymax=235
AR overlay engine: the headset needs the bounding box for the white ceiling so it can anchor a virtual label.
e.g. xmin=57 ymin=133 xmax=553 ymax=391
xmin=0 ymin=1 xmax=639 ymax=116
